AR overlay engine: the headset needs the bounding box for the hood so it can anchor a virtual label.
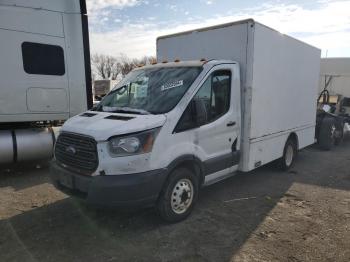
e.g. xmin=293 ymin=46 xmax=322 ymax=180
xmin=61 ymin=111 xmax=167 ymax=141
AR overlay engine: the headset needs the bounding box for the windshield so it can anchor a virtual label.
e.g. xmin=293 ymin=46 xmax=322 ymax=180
xmin=95 ymin=66 xmax=202 ymax=114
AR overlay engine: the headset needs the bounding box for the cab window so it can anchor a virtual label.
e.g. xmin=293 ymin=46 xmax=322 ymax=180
xmin=175 ymin=70 xmax=231 ymax=132
xmin=22 ymin=42 xmax=65 ymax=76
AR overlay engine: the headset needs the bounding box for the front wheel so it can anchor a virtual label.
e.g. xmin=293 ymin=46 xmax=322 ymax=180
xmin=278 ymin=138 xmax=297 ymax=171
xmin=157 ymin=167 xmax=199 ymax=223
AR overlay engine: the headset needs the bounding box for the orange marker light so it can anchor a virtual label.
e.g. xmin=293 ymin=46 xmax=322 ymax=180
xmin=143 ymin=134 xmax=154 ymax=153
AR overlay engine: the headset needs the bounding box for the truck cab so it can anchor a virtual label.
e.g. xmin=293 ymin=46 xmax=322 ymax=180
xmin=51 ymin=60 xmax=242 ymax=222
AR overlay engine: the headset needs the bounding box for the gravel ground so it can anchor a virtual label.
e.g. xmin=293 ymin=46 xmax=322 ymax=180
xmin=0 ymin=139 xmax=349 ymax=262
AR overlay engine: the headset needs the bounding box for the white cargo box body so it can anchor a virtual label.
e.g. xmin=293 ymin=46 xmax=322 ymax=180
xmin=319 ymin=58 xmax=350 ymax=97
xmin=157 ymin=19 xmax=321 ymax=171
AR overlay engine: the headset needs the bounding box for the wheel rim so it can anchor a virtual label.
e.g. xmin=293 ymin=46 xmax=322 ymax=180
xmin=170 ymin=178 xmax=194 ymax=214
xmin=331 ymin=124 xmax=336 ymax=141
xmin=285 ymin=144 xmax=294 ymax=167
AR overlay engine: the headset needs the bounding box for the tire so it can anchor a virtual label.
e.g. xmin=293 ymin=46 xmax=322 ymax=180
xmin=334 ymin=118 xmax=344 ymax=146
xmin=278 ymin=138 xmax=297 ymax=171
xmin=319 ymin=117 xmax=336 ymax=150
xmin=157 ymin=167 xmax=199 ymax=223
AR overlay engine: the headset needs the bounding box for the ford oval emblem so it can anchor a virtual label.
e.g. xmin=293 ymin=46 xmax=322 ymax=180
xmin=65 ymin=145 xmax=77 ymax=155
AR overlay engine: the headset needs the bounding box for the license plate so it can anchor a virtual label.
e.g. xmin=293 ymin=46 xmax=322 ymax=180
xmin=60 ymin=174 xmax=74 ymax=189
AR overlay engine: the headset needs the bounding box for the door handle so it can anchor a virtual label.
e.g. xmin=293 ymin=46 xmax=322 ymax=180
xmin=227 ymin=121 xmax=236 ymax=127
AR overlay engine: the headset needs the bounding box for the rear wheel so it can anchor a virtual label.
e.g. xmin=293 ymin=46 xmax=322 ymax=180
xmin=157 ymin=167 xmax=199 ymax=223
xmin=279 ymin=138 xmax=297 ymax=171
xmin=334 ymin=118 xmax=344 ymax=146
xmin=319 ymin=117 xmax=336 ymax=150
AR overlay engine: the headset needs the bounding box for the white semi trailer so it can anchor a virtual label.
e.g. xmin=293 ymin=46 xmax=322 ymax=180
xmin=319 ymin=58 xmax=350 ymax=98
xmin=51 ymin=19 xmax=320 ymax=222
xmin=315 ymin=58 xmax=350 ymax=149
xmin=0 ymin=0 xmax=92 ymax=164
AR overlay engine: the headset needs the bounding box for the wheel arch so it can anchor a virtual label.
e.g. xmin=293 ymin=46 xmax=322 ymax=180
xmin=287 ymin=132 xmax=299 ymax=150
xmin=165 ymin=155 xmax=205 ymax=186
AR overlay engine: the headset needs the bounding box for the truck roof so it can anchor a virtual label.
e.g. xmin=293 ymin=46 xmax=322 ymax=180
xmin=157 ymin=19 xmax=254 ymax=40
xmin=157 ymin=18 xmax=319 ymax=50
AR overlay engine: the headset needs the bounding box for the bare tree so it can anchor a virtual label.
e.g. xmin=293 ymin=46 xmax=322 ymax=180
xmin=118 ymin=54 xmax=157 ymax=76
xmin=91 ymin=53 xmax=157 ymax=80
xmin=91 ymin=54 xmax=121 ymax=80
xmin=138 ymin=56 xmax=157 ymax=66
xmin=118 ymin=54 xmax=135 ymax=77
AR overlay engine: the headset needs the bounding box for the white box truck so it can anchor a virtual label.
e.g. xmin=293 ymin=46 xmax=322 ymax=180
xmin=0 ymin=0 xmax=92 ymax=164
xmin=51 ymin=19 xmax=321 ymax=222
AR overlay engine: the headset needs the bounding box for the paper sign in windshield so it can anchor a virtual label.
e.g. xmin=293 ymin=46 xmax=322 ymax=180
xmin=161 ymin=80 xmax=183 ymax=91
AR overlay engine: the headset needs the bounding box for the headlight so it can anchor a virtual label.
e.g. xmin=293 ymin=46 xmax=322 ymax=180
xmin=108 ymin=128 xmax=160 ymax=157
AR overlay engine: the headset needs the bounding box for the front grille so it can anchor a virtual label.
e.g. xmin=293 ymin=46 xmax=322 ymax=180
xmin=55 ymin=132 xmax=98 ymax=173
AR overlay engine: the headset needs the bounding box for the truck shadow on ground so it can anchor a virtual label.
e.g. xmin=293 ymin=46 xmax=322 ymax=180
xmin=1 ymin=139 xmax=349 ymax=262
xmin=0 ymin=161 xmax=50 ymax=191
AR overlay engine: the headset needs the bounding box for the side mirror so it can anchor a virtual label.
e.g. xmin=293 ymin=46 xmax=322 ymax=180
xmin=192 ymin=99 xmax=208 ymax=126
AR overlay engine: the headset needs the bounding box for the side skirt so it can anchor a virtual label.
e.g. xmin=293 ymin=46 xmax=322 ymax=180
xmin=203 ymin=165 xmax=238 ymax=186
xmin=202 ymin=150 xmax=240 ymax=186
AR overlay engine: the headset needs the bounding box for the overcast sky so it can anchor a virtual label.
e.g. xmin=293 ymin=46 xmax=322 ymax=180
xmin=86 ymin=0 xmax=350 ymax=58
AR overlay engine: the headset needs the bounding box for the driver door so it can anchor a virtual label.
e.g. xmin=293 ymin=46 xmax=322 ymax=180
xmin=175 ymin=64 xmax=240 ymax=185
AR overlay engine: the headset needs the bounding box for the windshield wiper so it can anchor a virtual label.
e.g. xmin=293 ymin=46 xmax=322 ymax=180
xmin=102 ymin=106 xmax=151 ymax=115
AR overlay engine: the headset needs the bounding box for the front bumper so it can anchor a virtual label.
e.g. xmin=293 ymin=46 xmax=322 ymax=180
xmin=50 ymin=161 xmax=168 ymax=207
